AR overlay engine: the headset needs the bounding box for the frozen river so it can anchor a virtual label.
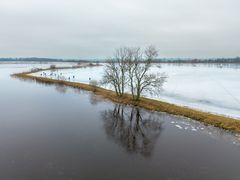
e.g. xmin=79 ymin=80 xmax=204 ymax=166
xmin=32 ymin=63 xmax=240 ymax=119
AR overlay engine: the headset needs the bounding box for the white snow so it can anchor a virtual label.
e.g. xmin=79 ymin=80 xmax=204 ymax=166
xmin=31 ymin=63 xmax=240 ymax=119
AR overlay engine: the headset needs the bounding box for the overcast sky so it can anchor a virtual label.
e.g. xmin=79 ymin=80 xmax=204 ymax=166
xmin=0 ymin=0 xmax=239 ymax=59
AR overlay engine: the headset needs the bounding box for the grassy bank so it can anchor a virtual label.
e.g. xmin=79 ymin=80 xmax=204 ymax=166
xmin=12 ymin=66 xmax=240 ymax=134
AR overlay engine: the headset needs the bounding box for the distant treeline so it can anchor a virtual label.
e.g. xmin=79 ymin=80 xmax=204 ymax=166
xmin=1 ymin=57 xmax=240 ymax=64
xmin=154 ymin=57 xmax=240 ymax=63
xmin=0 ymin=57 xmax=91 ymax=63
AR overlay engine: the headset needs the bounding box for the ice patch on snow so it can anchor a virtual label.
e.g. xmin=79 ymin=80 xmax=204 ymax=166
xmin=175 ymin=125 xmax=183 ymax=129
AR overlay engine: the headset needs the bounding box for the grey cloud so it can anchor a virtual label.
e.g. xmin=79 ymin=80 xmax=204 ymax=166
xmin=0 ymin=0 xmax=239 ymax=59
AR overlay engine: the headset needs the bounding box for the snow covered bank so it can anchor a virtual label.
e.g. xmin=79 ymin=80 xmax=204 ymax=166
xmin=31 ymin=63 xmax=240 ymax=119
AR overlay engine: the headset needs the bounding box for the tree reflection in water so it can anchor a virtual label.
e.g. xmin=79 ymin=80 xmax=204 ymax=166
xmin=101 ymin=104 xmax=163 ymax=157
xmin=55 ymin=84 xmax=67 ymax=94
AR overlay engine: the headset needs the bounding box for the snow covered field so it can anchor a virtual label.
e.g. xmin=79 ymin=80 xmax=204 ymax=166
xmin=32 ymin=63 xmax=240 ymax=119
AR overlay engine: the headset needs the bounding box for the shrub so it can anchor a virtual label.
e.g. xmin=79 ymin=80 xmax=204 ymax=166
xmin=30 ymin=68 xmax=41 ymax=72
xmin=50 ymin=64 xmax=56 ymax=69
xmin=89 ymin=80 xmax=98 ymax=92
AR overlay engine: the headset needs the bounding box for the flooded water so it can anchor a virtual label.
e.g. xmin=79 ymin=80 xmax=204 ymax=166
xmin=1 ymin=64 xmax=240 ymax=180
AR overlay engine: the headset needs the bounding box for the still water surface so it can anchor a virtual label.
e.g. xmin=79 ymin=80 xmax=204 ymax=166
xmin=0 ymin=64 xmax=240 ymax=180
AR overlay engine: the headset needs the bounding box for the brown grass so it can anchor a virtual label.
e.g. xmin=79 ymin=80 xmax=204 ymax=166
xmin=11 ymin=67 xmax=240 ymax=134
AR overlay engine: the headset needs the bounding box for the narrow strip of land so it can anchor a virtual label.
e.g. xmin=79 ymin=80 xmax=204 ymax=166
xmin=12 ymin=66 xmax=240 ymax=134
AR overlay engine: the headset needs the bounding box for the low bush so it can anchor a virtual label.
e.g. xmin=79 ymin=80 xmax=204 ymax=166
xmin=50 ymin=64 xmax=56 ymax=69
xmin=89 ymin=80 xmax=98 ymax=92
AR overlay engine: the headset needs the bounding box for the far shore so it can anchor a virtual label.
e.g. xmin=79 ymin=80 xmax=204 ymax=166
xmin=11 ymin=65 xmax=240 ymax=134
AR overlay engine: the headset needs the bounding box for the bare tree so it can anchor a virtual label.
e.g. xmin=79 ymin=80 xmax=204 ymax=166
xmin=115 ymin=47 xmax=129 ymax=95
xmin=101 ymin=60 xmax=121 ymax=96
xmin=126 ymin=47 xmax=140 ymax=98
xmin=127 ymin=45 xmax=167 ymax=100
xmin=101 ymin=47 xmax=129 ymax=96
xmin=102 ymin=45 xmax=167 ymax=100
